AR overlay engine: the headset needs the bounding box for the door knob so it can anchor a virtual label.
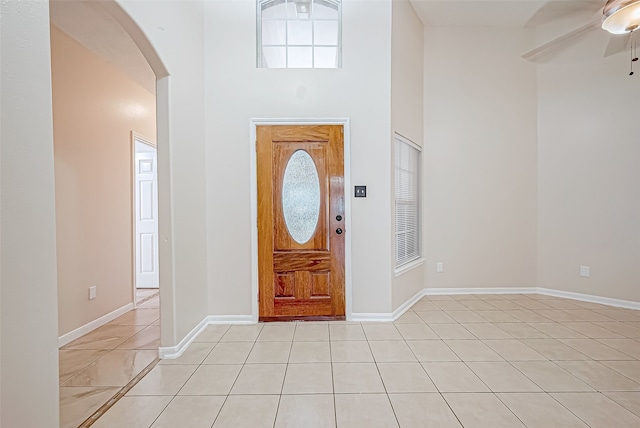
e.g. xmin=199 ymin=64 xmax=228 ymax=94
xmin=336 ymin=215 xmax=342 ymax=221
xmin=336 ymin=228 xmax=343 ymax=235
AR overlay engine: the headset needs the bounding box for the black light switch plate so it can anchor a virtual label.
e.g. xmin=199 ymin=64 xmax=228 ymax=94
xmin=355 ymin=185 xmax=367 ymax=198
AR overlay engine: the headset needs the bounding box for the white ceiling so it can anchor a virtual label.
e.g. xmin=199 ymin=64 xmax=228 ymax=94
xmin=49 ymin=0 xmax=156 ymax=94
xmin=409 ymin=0 xmax=604 ymax=28
xmin=48 ymin=0 xmax=609 ymax=90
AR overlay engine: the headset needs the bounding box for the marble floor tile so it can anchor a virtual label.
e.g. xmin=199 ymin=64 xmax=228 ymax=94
xmin=559 ymin=338 xmax=633 ymax=360
xmin=493 ymin=323 xmax=549 ymax=339
xmin=246 ymin=341 xmax=291 ymax=363
xmin=257 ymin=325 xmax=296 ymax=341
xmin=415 ymin=311 xmax=456 ymax=324
xmin=59 ymin=349 xmax=108 ymax=384
xmin=555 ymin=360 xmax=640 ymax=391
xmin=127 ymin=364 xmax=197 ymax=396
xmin=289 ymin=341 xmax=331 ymax=363
xmin=178 ymin=364 xmax=242 ymax=395
xmin=482 ymin=339 xmax=546 ymax=361
xmin=518 ymin=338 xmax=590 ymax=360
xmin=332 ymin=362 xmax=385 ymax=393
xmin=395 ymin=323 xmax=439 ymax=340
xmin=497 ymin=392 xmax=588 ymax=428
xmin=92 ymin=395 xmax=172 ymax=428
xmin=202 ymin=341 xmax=253 ymax=364
xmin=389 ymin=393 xmax=462 ymax=428
xmin=335 ymin=394 xmax=399 ymax=428
xmin=369 ymin=340 xmax=417 ymax=362
xmin=59 ymin=386 xmax=119 ymax=428
xmin=230 ymin=363 xmax=286 ymax=394
xmin=330 ymin=340 xmax=374 ymax=362
xmin=362 ymin=324 xmax=403 ymax=341
xmin=329 ymin=324 xmax=366 ymax=341
xmin=601 ymin=360 xmax=640 ymax=383
xmin=293 ymin=324 xmax=330 ymax=341
xmin=551 ymin=392 xmax=640 ymax=428
xmin=275 ymin=394 xmax=336 ymax=428
xmin=442 ymin=393 xmax=525 ymax=428
xmin=421 ymin=362 xmax=490 ymax=392
xmin=597 ymin=338 xmax=640 ymax=359
xmin=220 ymin=324 xmax=263 ymax=342
xmin=107 ymin=308 xmax=159 ymax=326
xmin=460 ymin=323 xmax=512 ymax=339
xmin=393 ymin=311 xmax=425 ymax=324
xmin=604 ymin=391 xmax=640 ymax=417
xmin=467 ymin=362 xmax=542 ymax=392
xmin=377 ymin=362 xmax=437 ymax=393
xmin=64 ymin=349 xmax=157 ymax=387
xmin=62 ymin=324 xmax=145 ymax=350
xmin=151 ymin=396 xmax=225 ymax=428
xmin=444 ymin=340 xmax=504 ymax=361
xmin=407 ymin=340 xmax=460 ymax=362
xmin=283 ymin=363 xmax=333 ymax=394
xmin=510 ymin=361 xmax=593 ymax=392
xmin=594 ymin=322 xmax=640 ymax=338
xmin=116 ymin=325 xmax=161 ymax=350
xmin=212 ymin=395 xmax=279 ymax=428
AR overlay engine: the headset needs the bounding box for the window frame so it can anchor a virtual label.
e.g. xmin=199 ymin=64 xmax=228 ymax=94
xmin=394 ymin=133 xmax=422 ymax=271
xmin=256 ymin=0 xmax=342 ymax=69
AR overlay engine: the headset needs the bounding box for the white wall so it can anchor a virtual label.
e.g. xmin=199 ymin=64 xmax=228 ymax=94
xmin=117 ymin=0 xmax=209 ymax=344
xmin=0 ymin=1 xmax=60 ymax=426
xmin=391 ymin=0 xmax=425 ymax=310
xmin=203 ymin=0 xmax=394 ymax=315
xmin=423 ymin=26 xmax=539 ymax=290
xmin=537 ymin=45 xmax=640 ymax=302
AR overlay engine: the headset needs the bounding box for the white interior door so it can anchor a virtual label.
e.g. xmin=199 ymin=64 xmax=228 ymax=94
xmin=135 ymin=139 xmax=159 ymax=288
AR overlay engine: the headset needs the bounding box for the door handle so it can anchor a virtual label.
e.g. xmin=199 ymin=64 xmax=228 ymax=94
xmin=336 ymin=228 xmax=343 ymax=235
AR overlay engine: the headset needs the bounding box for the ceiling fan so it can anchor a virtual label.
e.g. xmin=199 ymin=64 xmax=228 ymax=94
xmin=522 ymin=0 xmax=639 ymax=74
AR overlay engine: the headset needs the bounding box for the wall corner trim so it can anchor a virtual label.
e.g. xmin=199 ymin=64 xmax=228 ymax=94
xmin=58 ymin=303 xmax=134 ymax=348
xmin=158 ymin=315 xmax=254 ymax=359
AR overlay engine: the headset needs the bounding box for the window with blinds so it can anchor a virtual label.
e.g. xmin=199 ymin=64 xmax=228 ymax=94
xmin=395 ymin=135 xmax=421 ymax=268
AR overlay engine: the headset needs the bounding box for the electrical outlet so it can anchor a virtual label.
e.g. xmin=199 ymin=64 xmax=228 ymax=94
xmin=580 ymin=266 xmax=590 ymax=278
xmin=436 ymin=262 xmax=444 ymax=273
xmin=89 ymin=286 xmax=97 ymax=300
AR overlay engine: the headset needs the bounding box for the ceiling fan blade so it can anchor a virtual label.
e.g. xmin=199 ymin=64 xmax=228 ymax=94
xmin=522 ymin=18 xmax=601 ymax=62
xmin=525 ymin=0 xmax=603 ymax=28
xmin=603 ymin=33 xmax=632 ymax=57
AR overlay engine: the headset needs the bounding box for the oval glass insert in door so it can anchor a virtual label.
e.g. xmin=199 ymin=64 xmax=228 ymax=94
xmin=282 ymin=150 xmax=321 ymax=244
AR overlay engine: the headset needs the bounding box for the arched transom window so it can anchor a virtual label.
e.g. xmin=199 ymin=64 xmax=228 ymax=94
xmin=257 ymin=0 xmax=342 ymax=68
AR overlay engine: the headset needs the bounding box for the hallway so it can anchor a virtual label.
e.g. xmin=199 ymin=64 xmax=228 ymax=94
xmin=59 ymin=291 xmax=160 ymax=428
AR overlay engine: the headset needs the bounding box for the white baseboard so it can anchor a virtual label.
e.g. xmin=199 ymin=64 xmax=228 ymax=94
xmin=350 ymin=313 xmax=394 ymax=322
xmin=159 ymin=287 xmax=639 ymax=359
xmin=58 ymin=303 xmax=134 ymax=348
xmin=538 ymin=288 xmax=640 ymax=310
xmin=423 ymin=287 xmax=538 ymax=296
xmin=391 ymin=289 xmax=428 ymax=320
xmin=159 ymin=315 xmax=254 ymax=359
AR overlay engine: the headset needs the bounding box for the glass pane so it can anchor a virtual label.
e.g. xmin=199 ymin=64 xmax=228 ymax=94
xmin=314 ymin=20 xmax=338 ymax=45
xmin=288 ymin=47 xmax=313 ymax=67
xmin=287 ymin=20 xmax=312 ymax=45
xmin=262 ymin=46 xmax=286 ymax=68
xmin=314 ymin=47 xmax=338 ymax=68
xmin=313 ymin=0 xmax=339 ymax=19
xmin=282 ymin=150 xmax=321 ymax=244
xmin=287 ymin=0 xmax=304 ymax=18
xmin=262 ymin=0 xmax=287 ymax=19
xmin=262 ymin=20 xmax=286 ymax=45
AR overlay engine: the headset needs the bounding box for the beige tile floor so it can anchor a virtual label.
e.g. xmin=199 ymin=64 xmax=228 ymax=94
xmin=92 ymin=293 xmax=640 ymax=428
xmin=60 ymin=290 xmax=160 ymax=428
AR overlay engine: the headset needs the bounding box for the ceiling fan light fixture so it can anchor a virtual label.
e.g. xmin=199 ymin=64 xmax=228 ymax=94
xmin=602 ymin=0 xmax=640 ymax=34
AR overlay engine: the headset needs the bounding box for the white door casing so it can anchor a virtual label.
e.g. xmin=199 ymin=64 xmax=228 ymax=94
xmin=135 ymin=138 xmax=159 ymax=288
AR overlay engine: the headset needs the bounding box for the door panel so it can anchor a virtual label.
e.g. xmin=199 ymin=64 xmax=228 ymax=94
xmin=135 ymin=140 xmax=159 ymax=289
xmin=257 ymin=125 xmax=345 ymax=320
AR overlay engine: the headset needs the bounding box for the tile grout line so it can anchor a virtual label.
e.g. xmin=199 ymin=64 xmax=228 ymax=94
xmin=77 ymin=357 xmax=160 ymax=427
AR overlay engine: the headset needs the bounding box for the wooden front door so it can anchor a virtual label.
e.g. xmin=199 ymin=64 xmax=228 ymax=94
xmin=257 ymin=125 xmax=345 ymax=320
